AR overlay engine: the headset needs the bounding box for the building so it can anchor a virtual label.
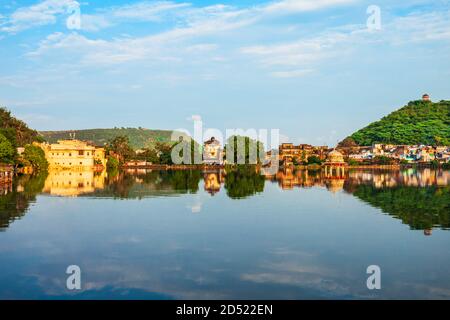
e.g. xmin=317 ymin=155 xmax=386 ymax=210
xmin=279 ymin=143 xmax=329 ymax=166
xmin=40 ymin=140 xmax=106 ymax=170
xmin=203 ymin=137 xmax=223 ymax=165
xmin=324 ymin=149 xmax=347 ymax=177
xmin=324 ymin=149 xmax=346 ymax=166
xmin=123 ymin=161 xmax=151 ymax=167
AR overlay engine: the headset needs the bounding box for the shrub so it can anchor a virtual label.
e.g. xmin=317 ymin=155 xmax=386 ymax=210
xmin=21 ymin=145 xmax=48 ymax=171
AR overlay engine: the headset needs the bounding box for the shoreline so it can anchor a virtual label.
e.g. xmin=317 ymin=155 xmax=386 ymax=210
xmin=119 ymin=163 xmax=450 ymax=171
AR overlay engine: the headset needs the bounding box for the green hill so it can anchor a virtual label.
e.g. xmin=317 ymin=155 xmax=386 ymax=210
xmin=39 ymin=128 xmax=181 ymax=149
xmin=345 ymin=100 xmax=450 ymax=146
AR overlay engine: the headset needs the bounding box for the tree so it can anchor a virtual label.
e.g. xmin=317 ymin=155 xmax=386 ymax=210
xmin=225 ymin=135 xmax=265 ymax=164
xmin=0 ymin=107 xmax=43 ymax=146
xmin=20 ymin=144 xmax=48 ymax=170
xmin=155 ymin=142 xmax=174 ymax=165
xmin=135 ymin=148 xmax=160 ymax=163
xmin=307 ymin=155 xmax=322 ymax=165
xmin=0 ymin=133 xmax=16 ymax=163
xmin=106 ymin=136 xmax=134 ymax=163
xmin=373 ymin=156 xmax=394 ymax=165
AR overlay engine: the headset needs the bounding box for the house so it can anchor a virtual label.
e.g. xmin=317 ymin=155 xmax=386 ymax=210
xmin=203 ymin=137 xmax=223 ymax=165
xmin=39 ymin=140 xmax=106 ymax=170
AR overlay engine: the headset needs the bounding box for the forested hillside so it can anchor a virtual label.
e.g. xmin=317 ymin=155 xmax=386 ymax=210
xmin=345 ymin=100 xmax=450 ymax=146
xmin=39 ymin=128 xmax=179 ymax=149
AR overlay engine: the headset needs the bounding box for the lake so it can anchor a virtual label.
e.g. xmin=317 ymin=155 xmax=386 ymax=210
xmin=0 ymin=167 xmax=449 ymax=299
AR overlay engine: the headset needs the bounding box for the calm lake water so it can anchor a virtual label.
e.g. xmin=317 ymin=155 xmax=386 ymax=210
xmin=0 ymin=167 xmax=449 ymax=300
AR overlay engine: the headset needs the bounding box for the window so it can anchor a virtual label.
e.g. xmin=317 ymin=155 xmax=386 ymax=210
xmin=79 ymin=150 xmax=84 ymax=156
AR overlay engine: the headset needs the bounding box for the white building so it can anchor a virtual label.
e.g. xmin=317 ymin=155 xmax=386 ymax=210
xmin=203 ymin=137 xmax=223 ymax=165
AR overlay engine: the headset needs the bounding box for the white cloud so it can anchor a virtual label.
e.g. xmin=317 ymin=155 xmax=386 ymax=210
xmin=2 ymin=0 xmax=356 ymax=35
xmin=111 ymin=1 xmax=190 ymax=21
xmin=240 ymin=27 xmax=358 ymax=72
xmin=1 ymin=0 xmax=78 ymax=33
xmin=386 ymin=11 xmax=450 ymax=44
xmin=262 ymin=0 xmax=356 ymax=15
xmin=240 ymin=8 xmax=450 ymax=77
xmin=271 ymin=69 xmax=314 ymax=78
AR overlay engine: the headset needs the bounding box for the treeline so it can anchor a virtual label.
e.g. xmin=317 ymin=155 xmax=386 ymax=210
xmin=0 ymin=107 xmax=48 ymax=170
xmin=105 ymin=135 xmax=266 ymax=169
xmin=343 ymin=100 xmax=450 ymax=146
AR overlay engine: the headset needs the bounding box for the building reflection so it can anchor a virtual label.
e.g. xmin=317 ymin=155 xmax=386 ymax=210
xmin=269 ymin=167 xmax=347 ymax=193
xmin=43 ymin=169 xmax=107 ymax=197
xmin=203 ymin=170 xmax=224 ymax=196
xmin=269 ymin=168 xmax=450 ymax=191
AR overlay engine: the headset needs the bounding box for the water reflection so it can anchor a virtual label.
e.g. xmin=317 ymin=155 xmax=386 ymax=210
xmin=1 ymin=167 xmax=450 ymax=299
xmin=1 ymin=168 xmax=449 ymax=232
xmin=0 ymin=173 xmax=47 ymax=229
xmin=42 ymin=170 xmax=106 ymax=197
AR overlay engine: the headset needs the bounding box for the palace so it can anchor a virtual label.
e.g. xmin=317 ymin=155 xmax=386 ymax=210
xmin=39 ymin=140 xmax=106 ymax=170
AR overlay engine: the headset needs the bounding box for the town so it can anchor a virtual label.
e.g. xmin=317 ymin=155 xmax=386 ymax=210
xmin=1 ymin=94 xmax=450 ymax=188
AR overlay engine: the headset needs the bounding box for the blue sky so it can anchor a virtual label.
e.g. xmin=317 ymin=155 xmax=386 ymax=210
xmin=0 ymin=0 xmax=449 ymax=146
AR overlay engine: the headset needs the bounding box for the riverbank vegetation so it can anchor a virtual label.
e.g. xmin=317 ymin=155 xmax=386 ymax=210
xmin=0 ymin=107 xmax=47 ymax=171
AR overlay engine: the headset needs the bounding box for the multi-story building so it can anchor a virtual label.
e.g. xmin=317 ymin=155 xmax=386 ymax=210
xmin=203 ymin=137 xmax=223 ymax=165
xmin=40 ymin=140 xmax=106 ymax=170
xmin=279 ymin=143 xmax=329 ymax=165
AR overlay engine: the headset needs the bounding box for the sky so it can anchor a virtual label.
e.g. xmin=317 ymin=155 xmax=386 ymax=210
xmin=0 ymin=0 xmax=449 ymax=146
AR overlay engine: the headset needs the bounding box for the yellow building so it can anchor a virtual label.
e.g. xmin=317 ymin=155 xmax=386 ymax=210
xmin=40 ymin=140 xmax=106 ymax=170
